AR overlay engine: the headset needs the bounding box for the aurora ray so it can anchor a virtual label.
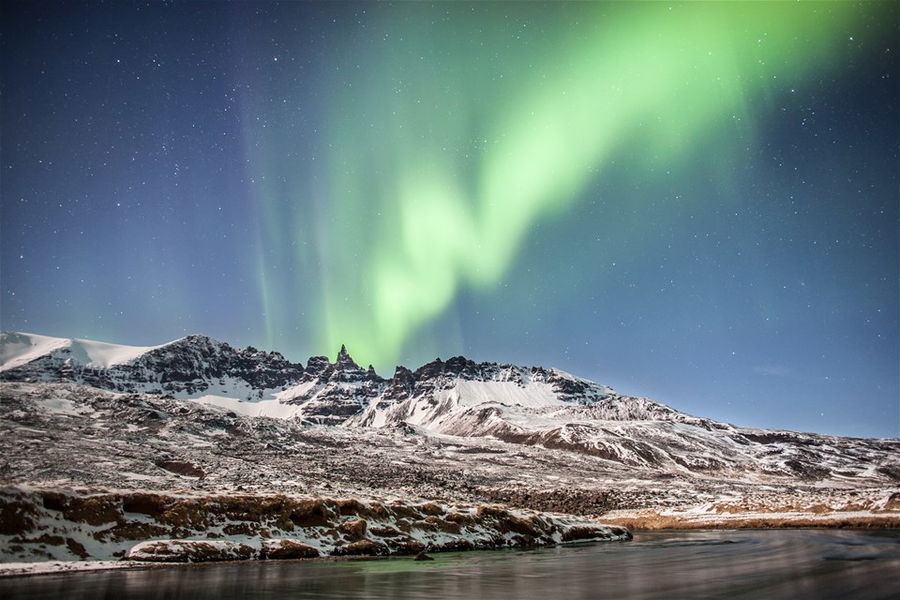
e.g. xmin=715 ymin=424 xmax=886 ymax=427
xmin=250 ymin=2 xmax=870 ymax=366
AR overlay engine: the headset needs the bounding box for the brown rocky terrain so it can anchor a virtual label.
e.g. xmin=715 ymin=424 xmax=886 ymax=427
xmin=0 ymin=486 xmax=630 ymax=563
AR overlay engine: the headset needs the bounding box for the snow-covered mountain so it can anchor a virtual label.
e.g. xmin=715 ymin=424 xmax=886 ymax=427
xmin=0 ymin=331 xmax=305 ymax=399
xmin=1 ymin=331 xmax=897 ymax=483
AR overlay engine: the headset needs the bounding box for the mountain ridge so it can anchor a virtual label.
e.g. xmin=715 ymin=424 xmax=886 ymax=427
xmin=0 ymin=330 xmax=701 ymax=425
xmin=1 ymin=330 xmax=897 ymax=485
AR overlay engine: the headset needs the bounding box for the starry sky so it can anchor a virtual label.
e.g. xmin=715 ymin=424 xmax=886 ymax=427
xmin=1 ymin=2 xmax=897 ymax=437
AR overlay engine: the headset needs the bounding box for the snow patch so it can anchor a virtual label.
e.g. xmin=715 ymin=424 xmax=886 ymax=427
xmin=453 ymin=380 xmax=563 ymax=409
xmin=192 ymin=395 xmax=304 ymax=419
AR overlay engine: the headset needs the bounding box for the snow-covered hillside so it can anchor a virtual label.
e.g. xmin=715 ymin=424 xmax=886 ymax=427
xmin=0 ymin=331 xmax=306 ymax=400
xmin=0 ymin=332 xmax=164 ymax=372
xmin=1 ymin=331 xmax=898 ymax=484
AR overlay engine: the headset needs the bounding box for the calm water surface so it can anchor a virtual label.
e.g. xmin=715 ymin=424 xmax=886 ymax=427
xmin=2 ymin=530 xmax=898 ymax=599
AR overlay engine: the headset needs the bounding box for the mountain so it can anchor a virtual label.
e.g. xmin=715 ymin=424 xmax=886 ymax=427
xmin=1 ymin=331 xmax=898 ymax=485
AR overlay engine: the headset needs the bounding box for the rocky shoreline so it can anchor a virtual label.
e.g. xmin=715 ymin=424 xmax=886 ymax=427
xmin=3 ymin=484 xmax=898 ymax=577
xmin=0 ymin=486 xmax=631 ymax=566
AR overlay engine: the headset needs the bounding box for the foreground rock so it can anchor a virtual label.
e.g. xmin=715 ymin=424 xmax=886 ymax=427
xmin=0 ymin=487 xmax=631 ymax=563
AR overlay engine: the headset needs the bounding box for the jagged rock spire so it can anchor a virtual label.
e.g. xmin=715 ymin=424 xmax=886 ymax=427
xmin=335 ymin=344 xmax=358 ymax=368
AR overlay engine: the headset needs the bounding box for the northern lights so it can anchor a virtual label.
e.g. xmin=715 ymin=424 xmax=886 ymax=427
xmin=296 ymin=2 xmax=867 ymax=362
xmin=1 ymin=2 xmax=897 ymax=437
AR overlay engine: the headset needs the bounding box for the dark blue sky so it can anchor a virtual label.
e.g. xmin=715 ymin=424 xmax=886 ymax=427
xmin=1 ymin=2 xmax=897 ymax=437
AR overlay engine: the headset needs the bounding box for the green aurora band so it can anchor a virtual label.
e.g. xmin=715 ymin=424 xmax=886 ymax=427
xmin=250 ymin=2 xmax=871 ymax=368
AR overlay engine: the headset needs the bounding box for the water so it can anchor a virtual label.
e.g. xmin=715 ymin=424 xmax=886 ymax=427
xmin=2 ymin=530 xmax=899 ymax=599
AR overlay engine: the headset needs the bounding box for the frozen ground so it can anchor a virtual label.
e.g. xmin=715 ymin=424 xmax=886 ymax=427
xmin=1 ymin=382 xmax=896 ymax=521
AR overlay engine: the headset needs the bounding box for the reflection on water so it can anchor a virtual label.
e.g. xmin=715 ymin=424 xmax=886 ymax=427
xmin=2 ymin=530 xmax=899 ymax=600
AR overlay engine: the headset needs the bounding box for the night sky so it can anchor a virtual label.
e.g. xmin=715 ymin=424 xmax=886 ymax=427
xmin=1 ymin=2 xmax=897 ymax=437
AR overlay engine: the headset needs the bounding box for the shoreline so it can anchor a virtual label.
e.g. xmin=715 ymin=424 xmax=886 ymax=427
xmin=0 ymin=487 xmax=631 ymax=567
xmin=600 ymin=514 xmax=900 ymax=531
xmin=0 ymin=552 xmax=374 ymax=579
xmin=2 ymin=522 xmax=898 ymax=579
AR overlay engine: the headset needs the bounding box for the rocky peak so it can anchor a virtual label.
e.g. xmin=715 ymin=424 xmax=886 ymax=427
xmin=134 ymin=336 xmax=305 ymax=392
xmin=335 ymin=344 xmax=360 ymax=370
xmin=305 ymin=356 xmax=331 ymax=378
xmin=414 ymin=355 xmax=498 ymax=383
xmin=393 ymin=365 xmax=414 ymax=379
xmin=181 ymin=334 xmax=213 ymax=343
xmin=413 ymin=358 xmax=443 ymax=380
xmin=383 ymin=365 xmax=416 ymax=401
xmin=175 ymin=334 xmax=223 ymax=351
